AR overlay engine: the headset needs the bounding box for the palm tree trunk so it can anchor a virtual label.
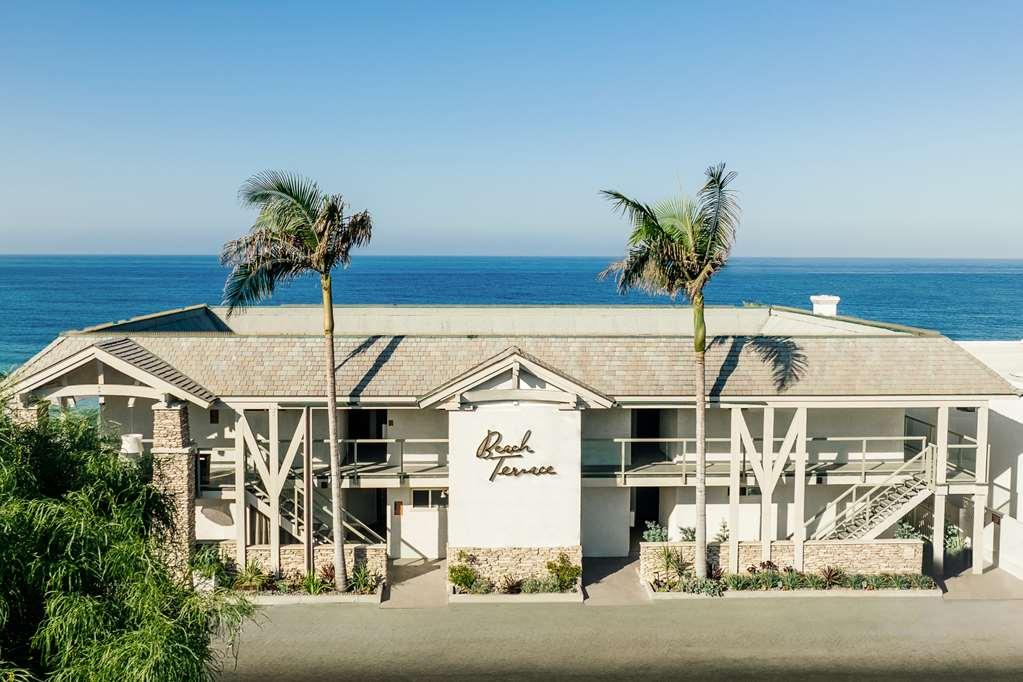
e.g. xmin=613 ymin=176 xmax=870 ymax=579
xmin=693 ymin=292 xmax=707 ymax=579
xmin=322 ymin=274 xmax=347 ymax=589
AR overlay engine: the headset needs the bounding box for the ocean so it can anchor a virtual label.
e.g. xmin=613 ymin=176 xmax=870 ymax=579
xmin=1 ymin=256 xmax=1021 ymax=370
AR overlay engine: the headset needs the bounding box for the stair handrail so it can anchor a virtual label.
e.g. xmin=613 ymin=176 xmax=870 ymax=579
xmin=803 ymin=443 xmax=934 ymax=540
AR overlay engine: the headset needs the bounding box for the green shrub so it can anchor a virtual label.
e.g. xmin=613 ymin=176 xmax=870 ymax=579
xmin=521 ymin=576 xmax=560 ymax=593
xmin=864 ymin=574 xmax=886 ymax=591
xmin=712 ymin=519 xmax=730 ymax=543
xmin=448 ymin=563 xmax=481 ymax=593
xmin=499 ymin=575 xmax=523 ymax=594
xmin=642 ymin=520 xmax=669 ymax=542
xmin=467 ymin=578 xmax=494 ymax=594
xmin=0 ymin=409 xmax=254 ymax=680
xmin=803 ymin=574 xmax=827 ymax=590
xmin=660 ymin=547 xmax=691 ymax=581
xmin=302 ymin=571 xmax=330 ymax=595
xmin=545 ymin=553 xmax=582 ymax=592
xmin=232 ymin=560 xmax=270 ymax=591
xmin=190 ymin=544 xmax=232 ymax=587
xmin=724 ymin=573 xmax=753 ymax=591
xmin=754 ymin=570 xmax=781 ymax=590
xmin=845 ymin=573 xmax=869 ymax=590
xmin=895 ymin=521 xmax=926 ymax=541
xmin=945 ymin=524 xmax=968 ymax=556
xmin=678 ymin=576 xmax=725 ymax=597
xmin=677 ymin=526 xmax=696 ymax=542
xmin=780 ymin=569 xmax=804 ymax=591
xmin=910 ymin=574 xmax=937 ymax=590
xmin=347 ymin=564 xmax=379 ymax=594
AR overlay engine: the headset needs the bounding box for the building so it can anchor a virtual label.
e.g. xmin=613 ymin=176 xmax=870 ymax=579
xmin=7 ymin=300 xmax=1016 ymax=585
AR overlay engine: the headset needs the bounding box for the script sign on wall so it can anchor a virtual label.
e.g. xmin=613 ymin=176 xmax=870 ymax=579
xmin=475 ymin=429 xmax=557 ymax=482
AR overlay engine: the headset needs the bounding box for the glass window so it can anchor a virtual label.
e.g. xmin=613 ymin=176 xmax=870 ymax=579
xmin=412 ymin=490 xmax=430 ymax=507
xmin=434 ymin=490 xmax=448 ymax=507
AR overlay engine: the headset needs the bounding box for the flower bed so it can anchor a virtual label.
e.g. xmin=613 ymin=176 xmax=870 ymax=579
xmin=647 ymin=549 xmax=938 ymax=599
xmin=447 ymin=550 xmax=583 ymax=602
xmin=191 ymin=545 xmax=384 ymax=603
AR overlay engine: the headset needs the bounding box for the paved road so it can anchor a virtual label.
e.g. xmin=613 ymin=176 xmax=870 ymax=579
xmin=220 ymin=597 xmax=1023 ymax=680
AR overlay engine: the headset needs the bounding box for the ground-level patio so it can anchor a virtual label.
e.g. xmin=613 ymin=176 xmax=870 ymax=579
xmin=221 ymin=596 xmax=1023 ymax=680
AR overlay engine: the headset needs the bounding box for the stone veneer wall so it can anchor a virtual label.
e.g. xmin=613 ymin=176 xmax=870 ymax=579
xmin=448 ymin=546 xmax=583 ymax=583
xmin=151 ymin=402 xmax=196 ymax=575
xmin=9 ymin=402 xmax=48 ymax=426
xmin=215 ymin=541 xmax=388 ymax=582
xmin=639 ymin=540 xmax=923 ymax=583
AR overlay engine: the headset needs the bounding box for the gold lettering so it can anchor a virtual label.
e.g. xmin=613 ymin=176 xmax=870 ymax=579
xmin=475 ymin=429 xmax=555 ymax=482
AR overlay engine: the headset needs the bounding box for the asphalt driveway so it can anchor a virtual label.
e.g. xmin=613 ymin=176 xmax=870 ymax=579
xmin=220 ymin=597 xmax=1023 ymax=680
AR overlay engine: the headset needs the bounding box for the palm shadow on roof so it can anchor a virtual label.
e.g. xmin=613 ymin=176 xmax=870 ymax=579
xmin=337 ymin=336 xmax=406 ymax=397
xmin=709 ymin=336 xmax=808 ymax=396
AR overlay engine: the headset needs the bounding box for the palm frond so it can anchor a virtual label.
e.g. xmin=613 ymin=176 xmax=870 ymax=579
xmin=697 ymin=163 xmax=740 ymax=263
xmin=239 ymin=170 xmax=323 ymax=248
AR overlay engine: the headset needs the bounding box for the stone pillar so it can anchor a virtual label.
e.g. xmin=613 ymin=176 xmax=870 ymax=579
xmin=151 ymin=401 xmax=197 ymax=577
xmin=10 ymin=400 xmax=48 ymax=426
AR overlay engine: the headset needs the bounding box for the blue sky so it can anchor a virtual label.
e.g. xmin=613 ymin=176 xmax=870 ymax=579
xmin=0 ymin=1 xmax=1020 ymax=257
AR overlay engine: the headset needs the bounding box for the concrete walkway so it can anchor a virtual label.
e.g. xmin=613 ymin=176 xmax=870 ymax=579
xmin=222 ymin=598 xmax=1023 ymax=680
xmin=943 ymin=567 xmax=1023 ymax=600
xmin=381 ymin=559 xmax=447 ymax=608
xmin=582 ymin=557 xmax=648 ymax=606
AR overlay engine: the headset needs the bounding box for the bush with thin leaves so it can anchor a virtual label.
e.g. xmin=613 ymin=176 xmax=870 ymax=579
xmin=0 ymin=408 xmax=255 ymax=680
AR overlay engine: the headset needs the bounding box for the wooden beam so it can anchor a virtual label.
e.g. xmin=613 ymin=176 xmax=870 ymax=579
xmin=269 ymin=406 xmax=280 ymax=573
xmin=793 ymin=407 xmax=807 ymax=571
xmin=761 ymin=407 xmax=775 ymax=561
xmin=234 ymin=411 xmax=246 ymax=568
xmin=729 ymin=408 xmax=741 ymax=573
xmin=936 ymin=406 xmax=949 ymax=486
xmin=303 ymin=407 xmax=314 ymax=574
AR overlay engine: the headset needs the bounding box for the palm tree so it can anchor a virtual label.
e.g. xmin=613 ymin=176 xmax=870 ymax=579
xmin=221 ymin=170 xmax=372 ymax=589
xmin=601 ymin=163 xmax=739 ymax=579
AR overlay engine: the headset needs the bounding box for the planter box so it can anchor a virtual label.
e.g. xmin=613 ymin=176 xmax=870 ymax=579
xmin=447 ymin=581 xmax=583 ymax=604
xmin=643 ymin=582 xmax=940 ymax=600
xmin=247 ymin=583 xmax=383 ymax=606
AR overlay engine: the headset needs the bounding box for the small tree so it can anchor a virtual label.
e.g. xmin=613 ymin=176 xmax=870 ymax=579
xmin=0 ymin=406 xmax=254 ymax=680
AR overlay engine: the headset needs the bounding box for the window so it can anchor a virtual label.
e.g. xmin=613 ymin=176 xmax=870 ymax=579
xmin=209 ymin=409 xmax=220 ymax=425
xmin=411 ymin=489 xmax=448 ymax=508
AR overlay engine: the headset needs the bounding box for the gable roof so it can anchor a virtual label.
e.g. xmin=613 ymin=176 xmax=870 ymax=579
xmin=11 ymin=331 xmax=1018 ymax=402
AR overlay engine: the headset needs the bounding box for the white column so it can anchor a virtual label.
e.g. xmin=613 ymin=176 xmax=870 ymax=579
xmin=761 ymin=407 xmax=774 ymax=562
xmin=729 ymin=408 xmax=741 ymax=573
xmin=268 ymin=406 xmax=281 ymax=573
xmin=793 ymin=407 xmax=807 ymax=571
xmin=303 ymin=406 xmax=314 ymax=573
xmin=932 ymin=492 xmax=946 ymax=576
xmin=932 ymin=406 xmax=949 ymax=576
xmin=234 ymin=410 xmax=247 ymax=568
xmin=972 ymin=405 xmax=989 ymax=575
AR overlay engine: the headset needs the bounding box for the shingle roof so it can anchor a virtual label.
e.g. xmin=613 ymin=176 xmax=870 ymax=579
xmin=14 ymin=332 xmax=1017 ymax=399
xmin=95 ymin=337 xmax=217 ymax=403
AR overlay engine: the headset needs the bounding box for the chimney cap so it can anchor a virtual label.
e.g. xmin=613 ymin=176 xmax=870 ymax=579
xmin=810 ymin=294 xmax=841 ymax=316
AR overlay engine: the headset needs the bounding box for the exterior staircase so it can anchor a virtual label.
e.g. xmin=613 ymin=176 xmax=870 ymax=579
xmin=245 ymin=475 xmax=384 ymax=545
xmin=804 ymin=444 xmax=937 ymax=541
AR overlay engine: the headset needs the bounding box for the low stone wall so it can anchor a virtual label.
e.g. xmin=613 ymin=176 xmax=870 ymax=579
xmin=448 ymin=545 xmax=582 ymax=583
xmin=802 ymin=540 xmax=923 ymax=575
xmin=214 ymin=541 xmax=388 ymax=583
xmin=639 ymin=539 xmax=923 ymax=583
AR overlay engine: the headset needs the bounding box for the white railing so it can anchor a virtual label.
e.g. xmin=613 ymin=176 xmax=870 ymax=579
xmin=803 ymin=444 xmax=936 ymax=541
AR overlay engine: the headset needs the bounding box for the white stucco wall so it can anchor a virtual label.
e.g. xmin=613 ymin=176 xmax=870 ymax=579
xmin=386 ymin=408 xmax=448 ymax=465
xmin=581 ymin=487 xmax=630 ymax=556
xmin=387 ymin=488 xmax=447 ymax=559
xmin=581 ymin=408 xmax=630 ymax=466
xmin=448 ymin=402 xmax=581 ymax=548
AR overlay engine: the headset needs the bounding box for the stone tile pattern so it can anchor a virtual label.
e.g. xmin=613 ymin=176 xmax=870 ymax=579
xmin=217 ymin=541 xmax=387 ymax=583
xmin=151 ymin=402 xmax=196 ymax=574
xmin=14 ymin=331 xmax=1013 ymax=399
xmin=10 ymin=403 xmax=47 ymax=426
xmin=448 ymin=545 xmax=583 ymax=584
xmin=640 ymin=540 xmax=923 ymax=583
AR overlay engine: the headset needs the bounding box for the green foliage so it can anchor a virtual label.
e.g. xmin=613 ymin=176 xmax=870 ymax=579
xmin=803 ymin=574 xmax=827 ymax=590
xmin=347 ymin=565 xmax=379 ymax=595
xmin=447 ymin=563 xmax=480 ymax=593
xmin=780 ymin=568 xmax=804 ymax=591
xmin=910 ymin=574 xmax=937 ymax=590
xmin=945 ymin=524 xmax=968 ymax=556
xmin=723 ymin=573 xmax=753 ymax=591
xmin=0 ymin=410 xmax=254 ymax=680
xmin=712 ymin=519 xmax=730 ymax=543
xmin=466 ymin=578 xmax=494 ymax=595
xmin=190 ymin=545 xmax=232 ymax=588
xmin=895 ymin=521 xmax=926 ymax=541
xmin=844 ymin=573 xmax=869 ymax=590
xmin=659 ymin=547 xmax=691 ymax=582
xmin=520 ymin=576 xmax=559 ymax=594
xmin=641 ymin=520 xmax=668 ymax=543
xmin=717 ymin=569 xmax=933 ymax=592
xmin=545 ymin=553 xmax=582 ymax=592
xmin=231 ymin=561 xmax=269 ymax=592
xmin=301 ymin=572 xmax=330 ymax=595
xmin=677 ymin=526 xmax=696 ymax=542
